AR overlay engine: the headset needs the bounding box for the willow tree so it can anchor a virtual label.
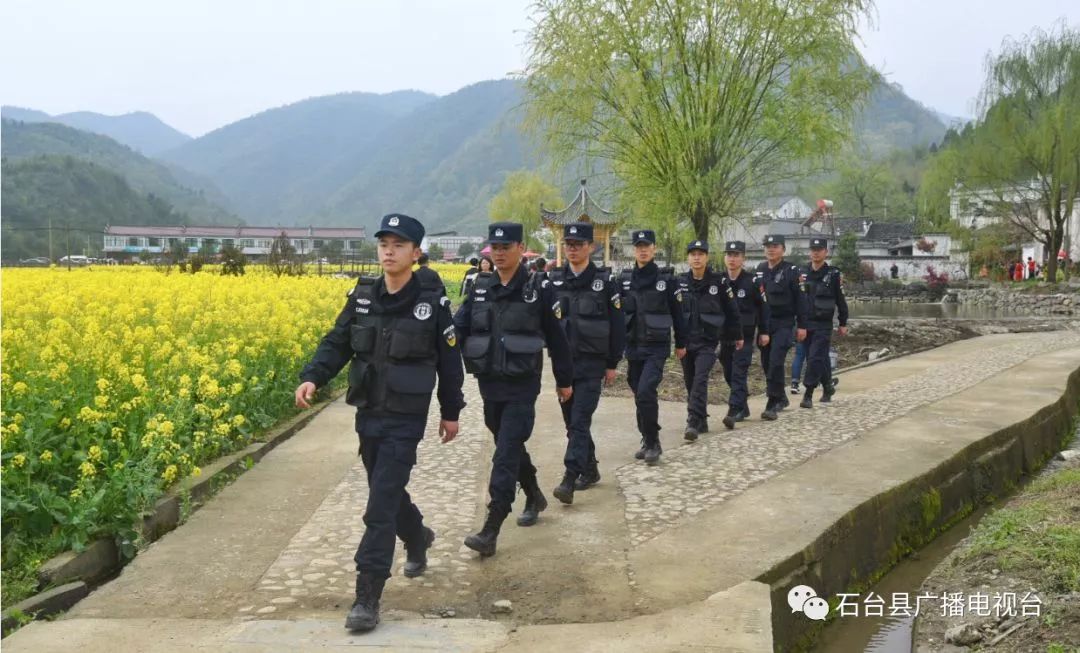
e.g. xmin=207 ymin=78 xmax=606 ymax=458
xmin=523 ymin=0 xmax=874 ymax=240
xmin=488 ymin=170 xmax=563 ymax=251
xmin=960 ymin=22 xmax=1080 ymax=281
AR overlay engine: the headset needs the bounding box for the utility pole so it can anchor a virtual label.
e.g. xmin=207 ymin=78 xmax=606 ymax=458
xmin=48 ymin=217 xmax=53 ymax=262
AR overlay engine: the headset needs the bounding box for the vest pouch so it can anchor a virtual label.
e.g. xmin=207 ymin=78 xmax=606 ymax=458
xmin=384 ymin=364 xmax=437 ymax=414
xmin=766 ymin=276 xmax=791 ymax=309
xmin=388 ymin=320 xmax=436 ymax=360
xmin=813 ymin=294 xmax=836 ymax=322
xmin=463 ymin=336 xmax=492 ymax=375
xmin=621 ymin=293 xmax=637 ymax=316
xmin=350 ymin=325 xmax=376 ymax=353
xmin=642 ymin=290 xmax=668 ymax=313
xmin=574 ymin=317 xmax=610 ymax=355
xmin=643 ymin=313 xmax=673 ymax=343
xmin=499 ymin=334 xmax=544 ymax=378
xmin=500 ymin=303 xmax=539 ymax=332
xmin=469 ymin=303 xmax=492 ymax=333
xmin=699 ymin=312 xmax=725 ymax=340
xmin=345 ymin=360 xmax=373 ymax=408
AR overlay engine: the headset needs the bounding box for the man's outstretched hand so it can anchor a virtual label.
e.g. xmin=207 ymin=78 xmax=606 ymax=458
xmin=439 ymin=420 xmax=459 ymax=443
xmin=295 ymin=381 xmax=317 ymax=409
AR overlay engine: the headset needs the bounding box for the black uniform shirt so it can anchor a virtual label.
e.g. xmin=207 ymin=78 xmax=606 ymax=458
xmin=453 ymin=263 xmax=574 ymax=401
xmin=724 ymin=268 xmax=771 ymax=340
xmin=554 ymin=261 xmax=626 ymax=378
xmin=679 ymin=267 xmax=742 ymax=346
xmin=803 ymin=263 xmax=849 ymax=327
xmin=625 ymin=261 xmax=688 ymax=356
xmin=755 ymin=258 xmax=809 ymax=329
xmin=299 ymin=273 xmax=466 ymax=422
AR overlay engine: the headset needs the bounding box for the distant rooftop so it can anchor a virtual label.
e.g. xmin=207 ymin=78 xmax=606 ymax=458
xmin=541 ymin=179 xmax=620 ymax=225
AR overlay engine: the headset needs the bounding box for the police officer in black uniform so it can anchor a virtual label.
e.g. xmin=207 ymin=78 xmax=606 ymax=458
xmin=619 ymin=229 xmax=688 ymax=464
xmin=755 ymin=234 xmax=809 ymax=421
xmin=454 ymin=222 xmax=574 ymax=557
xmin=718 ymin=240 xmax=771 ymax=423
xmin=678 ymin=239 xmax=742 ymax=437
xmin=295 ymin=213 xmax=465 ymax=633
xmin=547 ymin=222 xmax=625 ymax=503
xmin=415 ymin=252 xmax=446 ymax=295
xmin=799 ymin=237 xmax=849 ymax=409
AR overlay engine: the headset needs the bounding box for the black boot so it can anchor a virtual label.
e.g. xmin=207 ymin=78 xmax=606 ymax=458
xmin=402 ymin=526 xmax=435 ymax=578
xmin=465 ymin=507 xmax=507 ymax=557
xmin=777 ymin=395 xmax=790 ymax=411
xmin=574 ymin=461 xmax=601 ymax=490
xmin=722 ymin=407 xmax=736 ymax=430
xmin=761 ymin=398 xmax=778 ymax=421
xmin=683 ymin=420 xmax=699 ymax=442
xmin=516 ymin=476 xmax=547 ymax=527
xmin=800 ymin=388 xmax=814 ymax=409
xmin=643 ymin=437 xmax=662 ymax=465
xmin=821 ymin=380 xmax=836 ymax=403
xmin=553 ymin=470 xmax=576 ymax=504
xmin=345 ymin=573 xmax=386 ymax=632
xmin=634 ymin=438 xmax=647 ymax=460
xmin=697 ymin=417 xmax=709 ymax=434
xmin=731 ymin=405 xmax=750 ymax=422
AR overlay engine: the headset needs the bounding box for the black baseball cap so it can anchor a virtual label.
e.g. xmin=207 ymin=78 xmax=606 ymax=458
xmin=632 ymin=229 xmax=656 ymax=245
xmin=810 ymin=237 xmax=828 ymax=249
xmin=564 ymin=222 xmax=593 ymax=241
xmin=375 ymin=213 xmax=425 ymax=245
xmin=724 ymin=240 xmax=746 ymax=253
xmin=763 ymin=234 xmax=786 ymax=246
xmin=686 ymin=239 xmax=709 ymax=253
xmin=488 ymin=222 xmax=524 ymax=244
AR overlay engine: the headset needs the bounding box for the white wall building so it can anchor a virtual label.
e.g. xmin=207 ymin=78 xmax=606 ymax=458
xmin=103 ymin=225 xmax=368 ymax=259
xmin=949 ymin=182 xmax=1080 ymax=261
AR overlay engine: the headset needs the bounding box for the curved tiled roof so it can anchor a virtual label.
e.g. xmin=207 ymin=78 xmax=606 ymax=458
xmin=540 ymin=179 xmax=620 ymax=225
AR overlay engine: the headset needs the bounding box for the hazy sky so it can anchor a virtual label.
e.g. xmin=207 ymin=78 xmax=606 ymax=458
xmin=1 ymin=0 xmax=1074 ymax=137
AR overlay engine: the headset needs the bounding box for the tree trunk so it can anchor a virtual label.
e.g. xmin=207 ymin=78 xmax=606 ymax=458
xmin=692 ymin=202 xmax=709 ymax=242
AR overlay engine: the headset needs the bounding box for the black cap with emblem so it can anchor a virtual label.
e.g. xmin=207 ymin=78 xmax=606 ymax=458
xmin=488 ymin=221 xmax=524 ymax=244
xmin=763 ymin=234 xmax=786 ymax=246
xmin=563 ymin=222 xmax=593 ymax=242
xmin=375 ymin=213 xmax=425 ymax=245
xmin=632 ymin=229 xmax=656 ymax=245
xmin=686 ymin=239 xmax=709 ymax=253
xmin=810 ymin=237 xmax=828 ymax=250
xmin=724 ymin=240 xmax=746 ymax=253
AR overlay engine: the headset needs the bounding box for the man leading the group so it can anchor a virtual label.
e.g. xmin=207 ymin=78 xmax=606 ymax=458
xmin=547 ymin=222 xmax=625 ymax=504
xmin=678 ymin=239 xmax=742 ymax=437
xmin=454 ymin=221 xmax=574 ymax=557
xmin=755 ymin=234 xmax=808 ymax=421
xmin=799 ymin=237 xmax=848 ymax=409
xmin=294 ymin=213 xmax=464 ymax=633
xmin=619 ymin=229 xmax=687 ymax=464
xmin=719 ymin=240 xmax=770 ymax=423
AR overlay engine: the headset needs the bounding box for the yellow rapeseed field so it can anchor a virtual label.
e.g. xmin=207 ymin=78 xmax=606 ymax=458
xmin=0 ymin=266 xmax=356 ymax=598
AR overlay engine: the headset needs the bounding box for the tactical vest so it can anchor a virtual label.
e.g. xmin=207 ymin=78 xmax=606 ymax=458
xmin=619 ymin=267 xmax=675 ymax=345
xmin=346 ymin=276 xmax=442 ymax=415
xmin=760 ymin=262 xmax=797 ymax=315
xmin=805 ymin=266 xmax=839 ymax=322
xmin=732 ymin=273 xmax=759 ymax=327
xmin=548 ymin=267 xmax=611 ymax=357
xmin=678 ymin=272 xmax=727 ymax=341
xmin=461 ymin=272 xmax=546 ymax=378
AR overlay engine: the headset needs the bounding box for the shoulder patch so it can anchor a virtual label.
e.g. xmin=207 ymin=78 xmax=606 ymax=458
xmin=443 ymin=325 xmax=457 ymax=348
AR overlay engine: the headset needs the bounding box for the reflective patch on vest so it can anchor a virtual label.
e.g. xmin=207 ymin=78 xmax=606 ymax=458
xmin=440 ymin=296 xmax=451 ymax=307
xmin=552 ymin=301 xmax=562 ymax=319
xmin=524 ymin=289 xmax=539 ymax=303
xmin=347 ymin=287 xmax=355 ymax=296
xmin=553 ymin=279 xmax=564 ymax=286
xmin=474 ymin=296 xmax=486 ymax=302
xmin=612 ymin=294 xmax=621 ymax=309
xmin=413 ymin=303 xmax=433 ymax=320
xmin=358 ymin=298 xmax=372 ymax=305
xmin=443 ymin=325 xmax=457 ymax=348
xmin=592 ymin=279 xmax=604 ymax=291
xmin=475 ymin=288 xmax=487 ymax=294
xmin=656 ymin=280 xmax=666 ymax=291
xmin=709 ymin=285 xmax=718 ymax=295
xmin=737 ymin=289 xmax=746 ymax=298
xmin=357 ymin=307 xmax=370 ymax=314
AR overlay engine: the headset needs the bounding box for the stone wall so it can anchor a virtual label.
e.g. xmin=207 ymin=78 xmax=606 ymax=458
xmin=946 ymin=286 xmax=1080 ymax=316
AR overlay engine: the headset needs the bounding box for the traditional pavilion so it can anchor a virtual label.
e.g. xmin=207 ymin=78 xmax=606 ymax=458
xmin=540 ymin=179 xmax=621 ymax=266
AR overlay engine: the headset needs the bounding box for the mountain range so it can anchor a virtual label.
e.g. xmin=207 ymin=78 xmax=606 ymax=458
xmin=2 ymin=75 xmax=949 ymax=252
xmin=1 ymin=106 xmax=191 ymax=155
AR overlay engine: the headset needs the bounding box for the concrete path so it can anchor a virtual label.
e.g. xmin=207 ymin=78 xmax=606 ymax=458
xmin=7 ymin=332 xmax=1080 ymax=652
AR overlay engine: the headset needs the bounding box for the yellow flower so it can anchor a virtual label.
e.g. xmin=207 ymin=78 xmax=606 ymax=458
xmin=12 ymin=413 xmax=24 ymax=425
xmin=11 ymin=453 xmax=27 ymax=468
xmin=131 ymin=374 xmax=148 ymax=391
xmin=11 ymin=381 xmax=28 ymax=396
xmin=79 ymin=461 xmax=96 ymax=478
xmin=7 ymin=422 xmax=20 ymax=435
xmin=87 ymin=445 xmax=103 ymax=462
xmin=39 ymin=450 xmax=53 ymax=463
xmin=159 ymin=420 xmax=175 ymax=436
xmin=113 ymin=461 xmax=124 ymax=471
xmin=191 ymin=467 xmax=201 ymax=477
xmin=59 ymin=417 xmax=72 ymax=430
xmin=94 ymin=395 xmax=109 ymax=409
xmin=111 ymin=426 xmax=124 ymax=440
xmin=231 ymin=414 xmax=246 ymax=428
xmin=178 ymin=387 xmax=190 ymax=399
xmin=96 ymin=378 xmax=111 ymax=392
xmin=161 ymin=464 xmax=178 ymax=483
xmin=69 ymin=487 xmax=83 ymax=499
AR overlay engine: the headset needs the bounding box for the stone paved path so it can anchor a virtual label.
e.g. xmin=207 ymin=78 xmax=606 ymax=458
xmin=237 ymin=331 xmax=1080 ymax=620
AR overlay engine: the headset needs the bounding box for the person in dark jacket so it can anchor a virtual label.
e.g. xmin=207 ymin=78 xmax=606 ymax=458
xmin=755 ymin=234 xmax=808 ymax=421
xmin=618 ymin=229 xmax=688 ymax=465
xmin=460 ymin=257 xmax=480 ymax=296
xmin=798 ymin=237 xmax=849 ymax=408
xmin=547 ymin=222 xmax=625 ymax=503
xmin=415 ymin=252 xmax=445 ymax=295
xmin=454 ymin=222 xmax=574 ymax=557
xmin=677 ymin=239 xmax=742 ymax=436
xmin=719 ymin=240 xmax=770 ymax=423
xmin=295 ymin=213 xmax=464 ymax=633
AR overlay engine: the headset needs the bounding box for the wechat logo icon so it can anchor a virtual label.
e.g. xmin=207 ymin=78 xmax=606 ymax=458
xmin=788 ymin=585 xmax=829 ymax=621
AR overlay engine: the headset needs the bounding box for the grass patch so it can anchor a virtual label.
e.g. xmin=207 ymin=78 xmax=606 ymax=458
xmin=962 ymin=468 xmax=1080 ymax=594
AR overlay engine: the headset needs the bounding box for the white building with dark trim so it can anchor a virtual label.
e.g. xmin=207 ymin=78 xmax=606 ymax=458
xmin=103 ymin=225 xmax=368 ymax=259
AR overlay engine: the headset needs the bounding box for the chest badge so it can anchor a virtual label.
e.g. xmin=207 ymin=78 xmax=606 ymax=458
xmin=552 ymin=301 xmax=563 ymax=319
xmin=656 ymin=280 xmax=667 ymax=291
xmin=737 ymin=289 xmax=746 ymax=298
xmin=709 ymin=285 xmax=718 ymax=295
xmin=413 ymin=302 xmax=433 ymax=320
xmin=592 ymin=279 xmax=604 ymax=292
xmin=523 ymin=288 xmax=539 ymax=303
